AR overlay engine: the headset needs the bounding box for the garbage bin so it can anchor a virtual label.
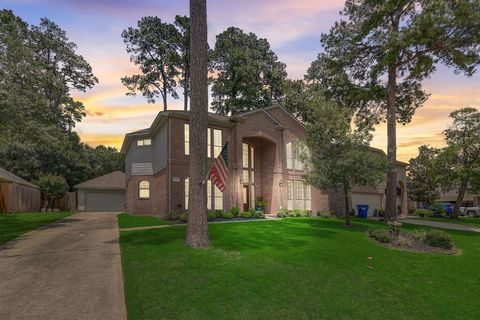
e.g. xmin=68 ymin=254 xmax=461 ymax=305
xmin=356 ymin=204 xmax=369 ymax=218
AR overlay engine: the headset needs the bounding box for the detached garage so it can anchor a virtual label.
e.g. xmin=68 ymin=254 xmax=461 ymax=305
xmin=351 ymin=192 xmax=383 ymax=217
xmin=75 ymin=171 xmax=125 ymax=212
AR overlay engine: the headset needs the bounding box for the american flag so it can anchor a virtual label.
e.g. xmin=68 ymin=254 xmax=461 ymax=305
xmin=209 ymin=142 xmax=229 ymax=192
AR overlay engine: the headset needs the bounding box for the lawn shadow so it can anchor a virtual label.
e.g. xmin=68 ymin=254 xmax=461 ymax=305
xmin=120 ymin=218 xmax=371 ymax=253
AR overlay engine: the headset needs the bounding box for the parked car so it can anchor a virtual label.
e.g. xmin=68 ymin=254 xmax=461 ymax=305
xmin=461 ymin=206 xmax=480 ymax=217
xmin=420 ymin=203 xmax=454 ymax=215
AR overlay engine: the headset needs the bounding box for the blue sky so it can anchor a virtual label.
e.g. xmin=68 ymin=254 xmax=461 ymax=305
xmin=2 ymin=0 xmax=479 ymax=160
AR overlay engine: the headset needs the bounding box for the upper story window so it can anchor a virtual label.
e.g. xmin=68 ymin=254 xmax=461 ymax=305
xmin=184 ymin=124 xmax=190 ymax=155
xmin=137 ymin=139 xmax=151 ymax=146
xmin=184 ymin=123 xmax=222 ymax=157
xmin=139 ymin=180 xmax=150 ymax=199
xmin=286 ymin=140 xmax=304 ymax=171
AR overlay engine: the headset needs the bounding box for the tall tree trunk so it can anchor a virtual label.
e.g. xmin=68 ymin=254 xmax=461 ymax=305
xmin=385 ymin=66 xmax=398 ymax=221
xmin=184 ymin=67 xmax=189 ymax=110
xmin=344 ymin=186 xmax=351 ymax=226
xmin=163 ymin=88 xmax=168 ymax=111
xmin=186 ymin=0 xmax=210 ymax=248
xmin=452 ymin=179 xmax=468 ymax=219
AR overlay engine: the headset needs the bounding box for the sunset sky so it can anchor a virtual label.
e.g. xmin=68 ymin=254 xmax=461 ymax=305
xmin=3 ymin=0 xmax=479 ymax=161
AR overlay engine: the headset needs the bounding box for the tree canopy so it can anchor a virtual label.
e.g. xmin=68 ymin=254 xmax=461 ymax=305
xmin=209 ymin=27 xmax=287 ymax=115
xmin=0 ymin=10 xmax=123 ymax=190
xmin=436 ymin=107 xmax=480 ymax=217
xmin=122 ymin=16 xmax=191 ymax=111
xmin=407 ymin=145 xmax=440 ymax=206
xmin=314 ymin=0 xmax=480 ymax=220
xmin=302 ymin=94 xmax=386 ymax=225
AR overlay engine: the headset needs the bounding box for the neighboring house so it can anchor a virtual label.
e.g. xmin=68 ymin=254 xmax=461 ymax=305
xmin=0 ymin=167 xmax=41 ymax=213
xmin=437 ymin=190 xmax=479 ymax=207
xmin=120 ymin=105 xmax=408 ymax=217
xmin=74 ymin=171 xmax=126 ymax=212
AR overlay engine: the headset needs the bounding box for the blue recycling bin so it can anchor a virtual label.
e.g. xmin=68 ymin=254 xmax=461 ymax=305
xmin=356 ymin=204 xmax=369 ymax=218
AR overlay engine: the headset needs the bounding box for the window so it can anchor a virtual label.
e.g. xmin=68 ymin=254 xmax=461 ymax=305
xmin=286 ymin=142 xmax=293 ymax=169
xmin=207 ymin=180 xmax=212 ymax=210
xmin=214 ymin=184 xmax=223 ymax=210
xmin=137 ymin=139 xmax=151 ymax=146
xmin=287 ymin=180 xmax=311 ymax=210
xmin=139 ymin=181 xmax=150 ymax=199
xmin=186 ymin=125 xmax=222 ymax=157
xmin=287 ymin=181 xmax=294 ymax=210
xmin=213 ymin=129 xmax=222 ymax=157
xmin=207 ymin=128 xmax=211 ymax=158
xmin=185 ymin=178 xmax=223 ymax=210
xmin=286 ymin=140 xmax=304 ymax=171
xmin=184 ymin=124 xmax=190 ymax=155
xmin=305 ymin=184 xmax=311 ymax=211
xmin=184 ymin=178 xmax=189 ymax=210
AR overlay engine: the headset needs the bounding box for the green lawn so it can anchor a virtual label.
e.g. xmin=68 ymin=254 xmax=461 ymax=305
xmin=120 ymin=217 xmax=480 ymax=320
xmin=0 ymin=212 xmax=72 ymax=245
xmin=117 ymin=212 xmax=171 ymax=229
xmin=417 ymin=216 xmax=480 ymax=227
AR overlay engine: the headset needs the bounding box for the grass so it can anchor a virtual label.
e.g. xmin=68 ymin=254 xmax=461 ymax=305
xmin=120 ymin=217 xmax=480 ymax=320
xmin=416 ymin=216 xmax=480 ymax=227
xmin=0 ymin=212 xmax=72 ymax=245
xmin=117 ymin=212 xmax=171 ymax=229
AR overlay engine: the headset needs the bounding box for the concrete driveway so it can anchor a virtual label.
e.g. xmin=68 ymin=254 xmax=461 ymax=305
xmin=0 ymin=212 xmax=127 ymax=320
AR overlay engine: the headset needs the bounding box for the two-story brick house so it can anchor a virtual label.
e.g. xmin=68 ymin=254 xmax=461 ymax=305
xmin=120 ymin=105 xmax=408 ymax=217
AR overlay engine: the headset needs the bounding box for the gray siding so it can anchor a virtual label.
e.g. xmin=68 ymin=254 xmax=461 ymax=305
xmin=153 ymin=122 xmax=168 ymax=173
xmin=125 ymin=138 xmax=154 ymax=179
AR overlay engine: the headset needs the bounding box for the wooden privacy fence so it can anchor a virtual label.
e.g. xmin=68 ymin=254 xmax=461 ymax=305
xmin=0 ymin=182 xmax=41 ymax=213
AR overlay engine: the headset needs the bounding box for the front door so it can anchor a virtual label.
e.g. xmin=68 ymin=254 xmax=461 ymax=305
xmin=243 ymin=185 xmax=250 ymax=212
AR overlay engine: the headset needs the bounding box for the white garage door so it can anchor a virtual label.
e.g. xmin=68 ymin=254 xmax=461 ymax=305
xmin=351 ymin=193 xmax=383 ymax=217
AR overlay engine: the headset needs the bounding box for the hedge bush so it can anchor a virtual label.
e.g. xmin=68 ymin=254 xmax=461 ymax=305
xmin=230 ymin=206 xmax=240 ymax=217
xmin=222 ymin=211 xmax=234 ymax=219
xmin=368 ymin=229 xmax=391 ymax=243
xmin=414 ymin=208 xmax=434 ymax=216
xmin=240 ymin=211 xmax=253 ymax=218
xmin=207 ymin=212 xmax=217 ymax=220
xmin=277 ymin=208 xmax=289 ymax=217
xmin=423 ymin=230 xmax=453 ymax=249
xmin=253 ymin=211 xmax=265 ymax=218
xmin=179 ymin=212 xmax=188 ymax=222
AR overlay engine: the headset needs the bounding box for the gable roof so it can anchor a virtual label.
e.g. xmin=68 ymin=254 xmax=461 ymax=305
xmin=0 ymin=167 xmax=38 ymax=189
xmin=74 ymin=171 xmax=125 ymax=190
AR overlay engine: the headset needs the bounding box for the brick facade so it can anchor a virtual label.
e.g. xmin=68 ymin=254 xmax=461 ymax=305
xmin=121 ymin=106 xmax=408 ymax=217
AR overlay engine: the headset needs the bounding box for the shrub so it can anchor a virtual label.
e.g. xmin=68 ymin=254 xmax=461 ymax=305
xmin=368 ymin=229 xmax=391 ymax=243
xmin=240 ymin=211 xmax=253 ymax=218
xmin=222 ymin=211 xmax=234 ymax=219
xmin=253 ymin=211 xmax=265 ymax=218
xmin=287 ymin=211 xmax=297 ymax=217
xmin=388 ymin=220 xmax=402 ymax=236
xmin=293 ymin=209 xmax=308 ymax=217
xmin=36 ymin=174 xmax=68 ymax=210
xmin=215 ymin=210 xmax=225 ymax=218
xmin=277 ymin=208 xmax=289 ymax=217
xmin=207 ymin=212 xmax=217 ymax=220
xmin=166 ymin=212 xmax=180 ymax=220
xmin=423 ymin=230 xmax=453 ymax=249
xmin=317 ymin=210 xmax=331 ymax=218
xmin=230 ymin=206 xmax=240 ymax=217
xmin=431 ymin=203 xmax=446 ymax=215
xmin=377 ymin=209 xmax=385 ymax=217
xmin=179 ymin=212 xmax=188 ymax=222
xmin=414 ymin=208 xmax=433 ymax=216
xmin=307 ymin=211 xmax=316 ymax=217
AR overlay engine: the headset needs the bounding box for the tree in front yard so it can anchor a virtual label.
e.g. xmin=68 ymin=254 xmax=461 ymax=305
xmin=316 ymin=0 xmax=480 ymax=220
xmin=436 ymin=108 xmax=480 ymax=218
xmin=36 ymin=175 xmax=68 ymax=210
xmin=186 ymin=0 xmax=210 ymax=247
xmin=407 ymin=145 xmax=440 ymax=207
xmin=302 ymin=97 xmax=386 ymax=226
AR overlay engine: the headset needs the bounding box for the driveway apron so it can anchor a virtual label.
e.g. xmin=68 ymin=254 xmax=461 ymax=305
xmin=0 ymin=212 xmax=127 ymax=320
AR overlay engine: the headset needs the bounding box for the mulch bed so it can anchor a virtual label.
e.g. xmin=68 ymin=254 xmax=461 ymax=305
xmin=371 ymin=232 xmax=459 ymax=255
